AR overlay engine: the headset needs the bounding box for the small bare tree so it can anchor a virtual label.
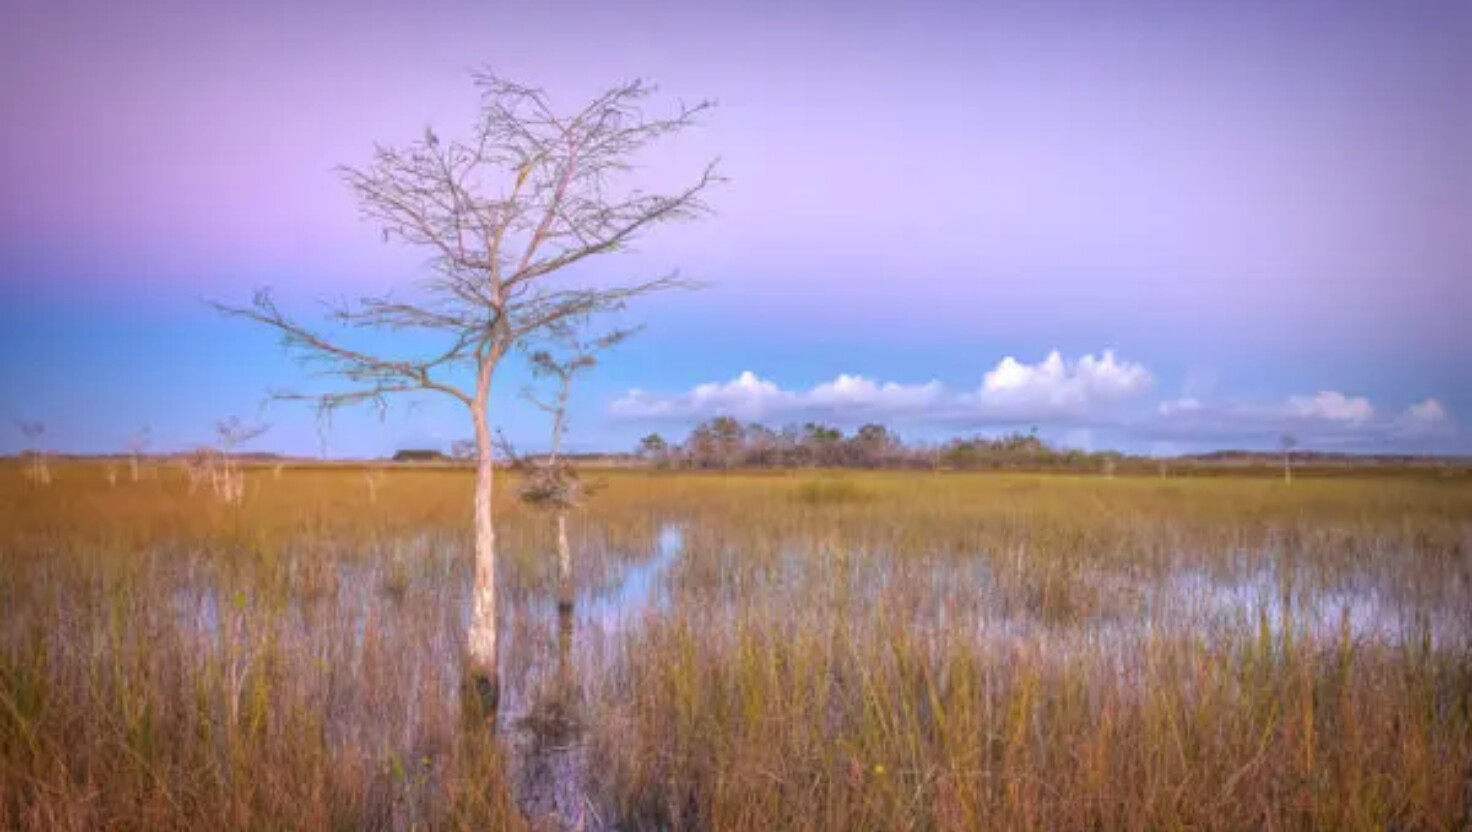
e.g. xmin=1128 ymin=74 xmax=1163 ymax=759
xmin=126 ymin=425 xmax=152 ymax=482
xmin=1280 ymin=434 xmax=1297 ymax=485
xmin=212 ymin=417 xmax=270 ymax=505
xmin=450 ymin=438 xmax=478 ymax=464
xmin=181 ymin=447 xmax=212 ymax=494
xmin=18 ymin=422 xmax=51 ymax=486
xmin=513 ymin=326 xmax=629 ymax=612
xmin=364 ymin=464 xmax=384 ymax=503
xmin=212 ymin=72 xmax=718 ymax=710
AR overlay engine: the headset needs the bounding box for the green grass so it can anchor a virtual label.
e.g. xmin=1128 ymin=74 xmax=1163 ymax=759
xmin=2 ymin=463 xmax=1470 ymax=830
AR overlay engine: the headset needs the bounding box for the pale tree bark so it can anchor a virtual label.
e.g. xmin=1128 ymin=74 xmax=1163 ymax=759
xmin=469 ymin=396 xmax=499 ymax=706
xmin=213 ymin=72 xmax=717 ymax=720
xmin=555 ymin=511 xmax=572 ymax=612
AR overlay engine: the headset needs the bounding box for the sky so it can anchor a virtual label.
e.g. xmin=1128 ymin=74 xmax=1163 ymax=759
xmin=1 ymin=0 xmax=1468 ymax=457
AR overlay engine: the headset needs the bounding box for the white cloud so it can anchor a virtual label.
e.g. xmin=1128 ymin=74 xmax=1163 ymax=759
xmin=1150 ymin=391 xmax=1455 ymax=448
xmin=807 ymin=375 xmax=946 ymax=410
xmin=1158 ymin=397 xmax=1203 ymax=415
xmin=610 ymin=350 xmax=1152 ymax=425
xmin=611 ymin=371 xmax=947 ymax=422
xmin=972 ymin=350 xmax=1153 ymax=416
xmin=611 ymin=371 xmax=790 ymax=421
xmin=610 ymin=358 xmax=1457 ymax=452
xmin=1401 ymin=398 xmax=1448 ymax=426
xmin=1286 ymin=391 xmax=1374 ymax=423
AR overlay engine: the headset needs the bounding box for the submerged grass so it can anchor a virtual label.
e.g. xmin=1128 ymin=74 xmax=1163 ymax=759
xmin=2 ymin=463 xmax=1470 ymax=830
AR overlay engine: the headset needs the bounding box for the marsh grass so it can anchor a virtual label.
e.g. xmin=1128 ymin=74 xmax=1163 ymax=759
xmin=792 ymin=477 xmax=873 ymax=507
xmin=2 ymin=463 xmax=1470 ymax=830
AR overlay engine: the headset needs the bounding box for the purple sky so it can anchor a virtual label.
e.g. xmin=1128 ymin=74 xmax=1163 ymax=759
xmin=2 ymin=0 xmax=1468 ymax=456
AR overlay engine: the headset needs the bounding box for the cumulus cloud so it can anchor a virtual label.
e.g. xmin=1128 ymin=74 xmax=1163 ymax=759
xmin=968 ymin=350 xmax=1153 ymax=417
xmin=1286 ymin=391 xmax=1375 ymax=423
xmin=610 ymin=350 xmax=1152 ymax=425
xmin=1149 ymin=391 xmax=1454 ymax=448
xmin=611 ymin=371 xmax=949 ymax=423
xmin=611 ymin=354 xmax=1456 ymax=452
xmin=1400 ymin=398 xmax=1448 ymax=426
xmin=611 ymin=371 xmax=789 ymax=422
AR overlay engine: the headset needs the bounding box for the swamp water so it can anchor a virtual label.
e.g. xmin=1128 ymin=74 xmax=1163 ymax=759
xmin=144 ymin=521 xmax=1472 ymax=831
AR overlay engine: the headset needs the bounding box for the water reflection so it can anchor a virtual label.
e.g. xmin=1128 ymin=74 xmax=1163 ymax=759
xmin=147 ymin=521 xmax=1467 ymax=831
xmin=499 ymin=523 xmax=685 ymax=831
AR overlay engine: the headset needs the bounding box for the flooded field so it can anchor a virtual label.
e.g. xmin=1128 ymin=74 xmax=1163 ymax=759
xmin=3 ymin=465 xmax=1471 ymax=830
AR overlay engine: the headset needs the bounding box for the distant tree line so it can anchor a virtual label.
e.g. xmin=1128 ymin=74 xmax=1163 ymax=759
xmin=635 ymin=417 xmax=1128 ymax=472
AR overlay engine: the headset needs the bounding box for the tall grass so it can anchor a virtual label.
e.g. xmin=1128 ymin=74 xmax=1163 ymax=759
xmin=2 ymin=463 xmax=1470 ymax=830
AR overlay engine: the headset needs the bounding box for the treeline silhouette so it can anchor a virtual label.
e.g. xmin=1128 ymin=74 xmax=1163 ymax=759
xmin=636 ymin=417 xmax=1127 ymax=472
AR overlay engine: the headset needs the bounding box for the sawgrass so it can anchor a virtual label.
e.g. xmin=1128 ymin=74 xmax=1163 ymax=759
xmin=2 ymin=462 xmax=1470 ymax=830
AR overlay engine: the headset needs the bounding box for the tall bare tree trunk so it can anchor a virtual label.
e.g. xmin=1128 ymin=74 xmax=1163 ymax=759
xmin=468 ymin=396 xmax=499 ymax=715
xmin=556 ymin=510 xmax=573 ymax=613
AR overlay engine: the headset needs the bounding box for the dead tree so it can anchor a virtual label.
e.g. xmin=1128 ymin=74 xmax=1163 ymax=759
xmin=212 ymin=72 xmax=718 ymax=712
xmin=126 ymin=425 xmax=151 ymax=482
xmin=1280 ymin=434 xmax=1297 ymax=485
xmin=517 ymin=326 xmax=629 ymax=612
xmin=18 ymin=422 xmax=50 ymax=486
xmin=212 ymin=417 xmax=270 ymax=504
xmin=363 ymin=465 xmax=384 ymax=503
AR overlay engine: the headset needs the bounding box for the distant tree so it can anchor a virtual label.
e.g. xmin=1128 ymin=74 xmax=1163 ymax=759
xmin=778 ymin=424 xmax=808 ymax=467
xmin=744 ymin=422 xmax=780 ymax=466
xmin=803 ymin=423 xmax=844 ymax=467
xmin=213 ymin=72 xmax=720 ymax=711
xmin=212 ymin=417 xmax=269 ymax=504
xmin=18 ymin=421 xmax=51 ymax=485
xmin=851 ymin=423 xmax=899 ymax=468
xmin=637 ymin=433 xmax=670 ymax=467
xmin=126 ymin=425 xmax=151 ymax=482
xmin=943 ymin=439 xmax=981 ymax=470
xmin=363 ymin=465 xmax=384 ymax=504
xmin=710 ymin=416 xmax=745 ymax=471
xmin=684 ymin=421 xmax=718 ymax=468
xmin=1280 ymin=434 xmax=1297 ymax=485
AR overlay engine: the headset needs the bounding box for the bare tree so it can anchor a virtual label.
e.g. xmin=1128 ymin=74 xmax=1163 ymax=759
xmin=450 ymin=438 xmax=477 ymax=463
xmin=126 ymin=424 xmax=151 ymax=482
xmin=18 ymin=421 xmax=51 ymax=486
xmin=637 ymin=432 xmax=670 ymax=467
xmin=515 ymin=326 xmax=628 ymax=612
xmin=1280 ymin=434 xmax=1297 ymax=485
xmin=212 ymin=417 xmax=270 ymax=505
xmin=211 ymin=72 xmax=718 ymax=711
xmin=363 ymin=464 xmax=384 ymax=504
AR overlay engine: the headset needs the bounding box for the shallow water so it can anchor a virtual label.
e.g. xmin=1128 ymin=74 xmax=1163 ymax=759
xmin=147 ymin=520 xmax=1471 ymax=831
xmin=497 ymin=523 xmax=687 ymax=830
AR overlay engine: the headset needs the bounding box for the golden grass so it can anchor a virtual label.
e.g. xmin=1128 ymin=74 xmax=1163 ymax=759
xmin=2 ymin=462 xmax=1470 ymax=830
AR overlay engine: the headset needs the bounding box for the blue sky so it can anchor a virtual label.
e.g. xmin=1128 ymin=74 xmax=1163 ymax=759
xmin=1 ymin=0 xmax=1468 ymax=457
